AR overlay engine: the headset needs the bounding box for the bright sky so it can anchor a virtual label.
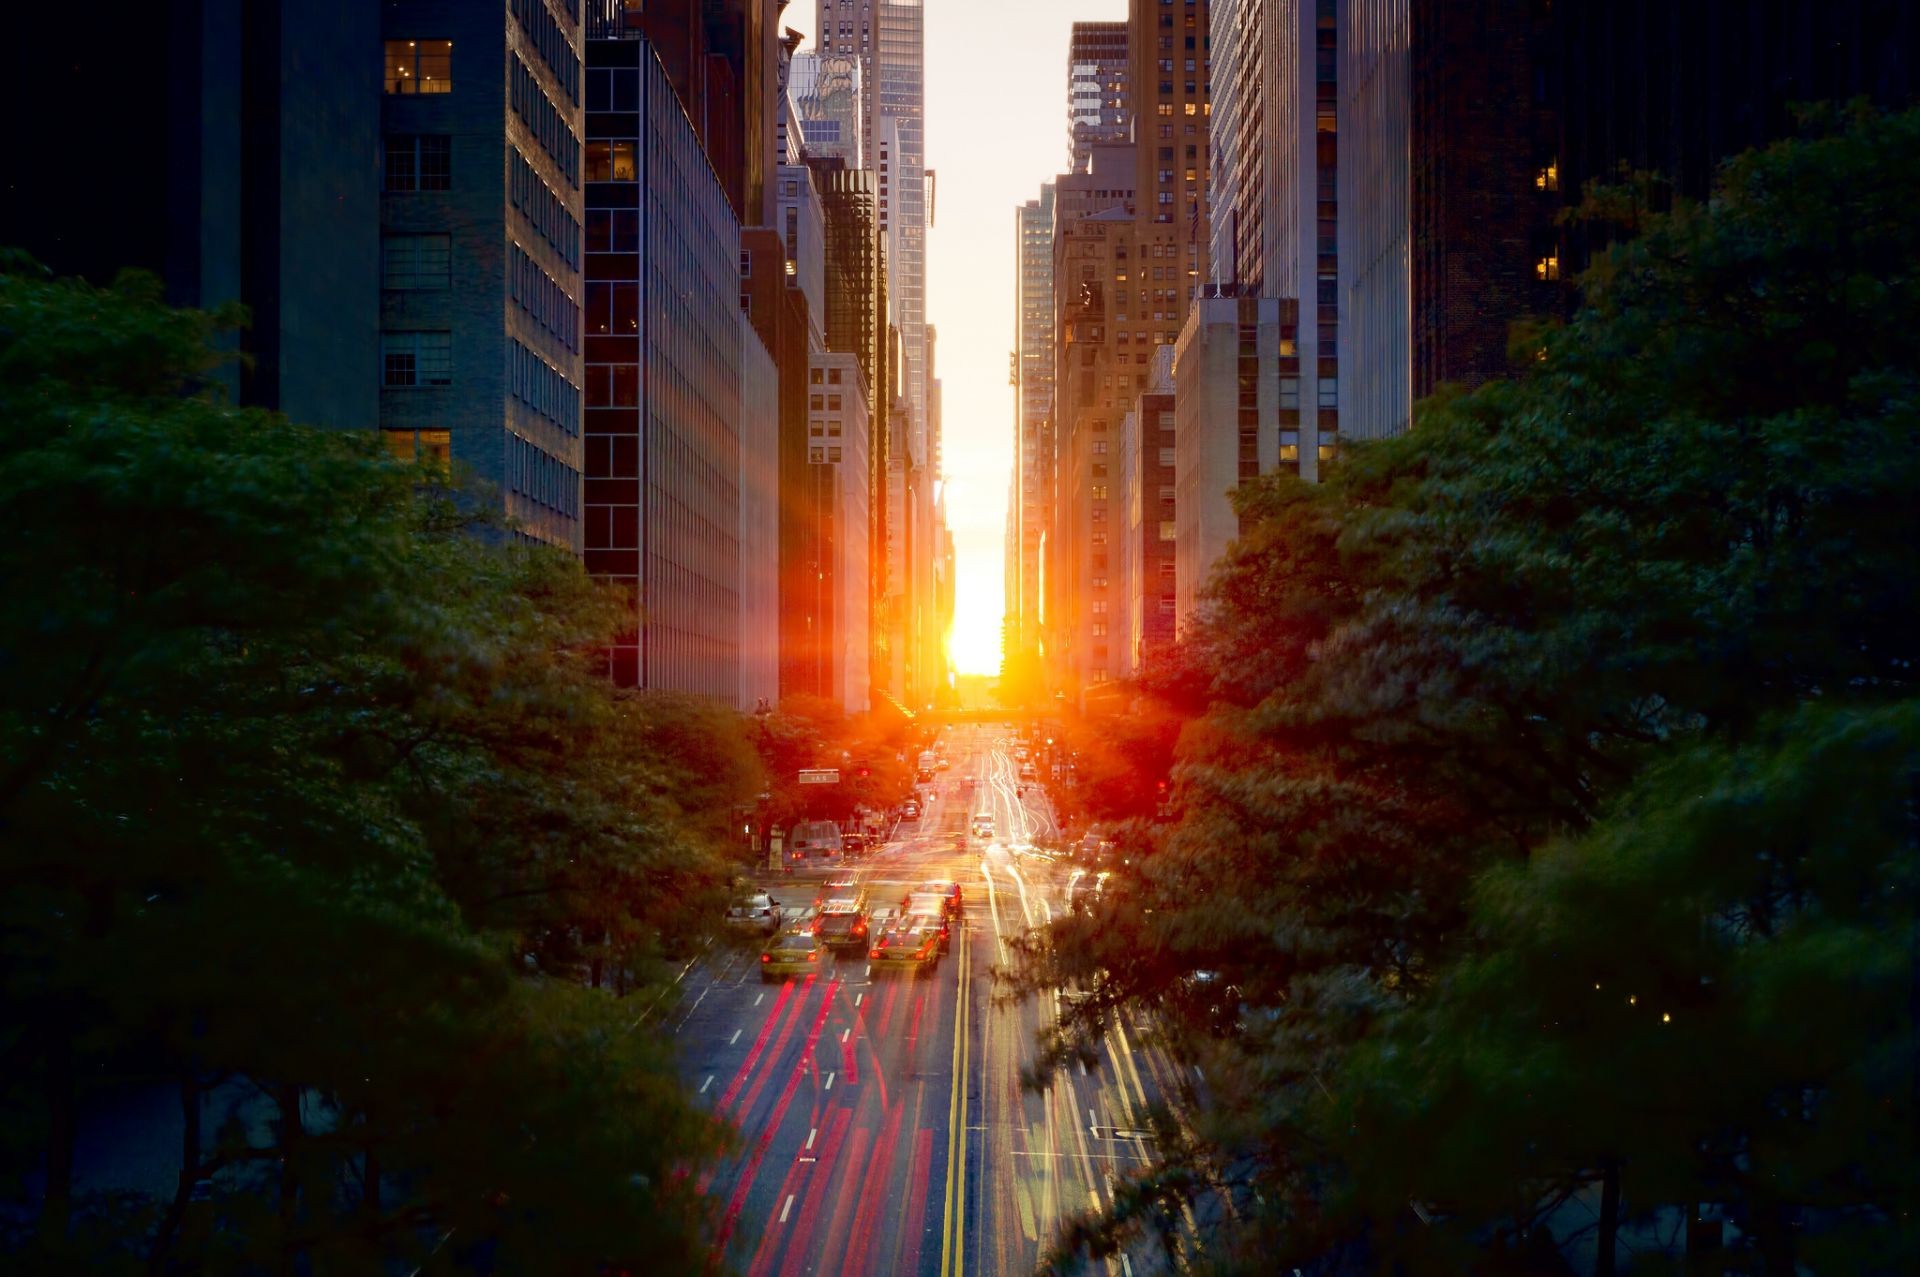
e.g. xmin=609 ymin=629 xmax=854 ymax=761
xmin=786 ymin=0 xmax=1128 ymax=675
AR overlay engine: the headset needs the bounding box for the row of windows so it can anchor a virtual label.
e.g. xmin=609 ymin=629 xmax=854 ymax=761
xmin=507 ymin=430 xmax=579 ymax=518
xmin=385 ymin=134 xmax=451 ymax=193
xmin=509 ymin=242 xmax=580 ymax=352
xmin=510 ymin=54 xmax=581 ymax=188
xmin=511 ymin=0 xmax=580 ymax=106
xmin=382 ymin=233 xmax=449 ymax=290
xmin=510 ymin=338 xmax=581 ymax=436
xmin=510 ymin=147 xmax=582 ymax=267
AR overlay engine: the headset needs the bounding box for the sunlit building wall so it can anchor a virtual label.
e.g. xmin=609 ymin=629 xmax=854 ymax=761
xmin=808 ymin=351 xmax=873 ymax=715
xmin=1013 ymin=185 xmax=1057 ymax=663
xmin=1173 ymin=294 xmax=1283 ymax=625
xmin=1117 ymin=348 xmax=1177 ymax=675
xmin=584 ymin=36 xmax=742 ymax=697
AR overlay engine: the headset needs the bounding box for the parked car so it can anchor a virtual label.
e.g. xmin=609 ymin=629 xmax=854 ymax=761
xmin=787 ymin=820 xmax=843 ymax=862
xmin=726 ymin=892 xmax=783 ymax=934
xmin=900 ymin=801 xmax=920 ymax=821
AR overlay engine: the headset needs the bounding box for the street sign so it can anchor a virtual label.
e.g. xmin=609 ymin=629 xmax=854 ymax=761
xmin=798 ymin=768 xmax=841 ymax=785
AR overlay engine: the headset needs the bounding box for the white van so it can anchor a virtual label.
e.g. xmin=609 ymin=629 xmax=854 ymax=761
xmin=787 ymin=820 xmax=844 ymax=861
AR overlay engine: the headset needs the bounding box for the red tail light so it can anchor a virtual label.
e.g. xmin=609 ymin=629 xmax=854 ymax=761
xmin=807 ymin=951 xmax=818 ymax=962
xmin=853 ymin=922 xmax=867 ymax=936
xmin=870 ymin=946 xmax=882 ymax=958
xmin=760 ymin=953 xmax=771 ymax=963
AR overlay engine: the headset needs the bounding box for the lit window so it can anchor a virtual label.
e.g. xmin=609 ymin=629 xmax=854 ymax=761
xmin=1159 ymin=520 xmax=1176 ymax=541
xmin=1183 ymin=102 xmax=1196 ymax=116
xmin=586 ymin=141 xmax=637 ymax=182
xmin=1536 ymin=254 xmax=1560 ymax=281
xmin=381 ymin=331 xmax=452 ymax=388
xmin=385 ymin=39 xmax=452 ymax=95
xmin=382 ymin=427 xmax=452 ymax=474
xmin=1536 ymin=162 xmax=1559 ymax=191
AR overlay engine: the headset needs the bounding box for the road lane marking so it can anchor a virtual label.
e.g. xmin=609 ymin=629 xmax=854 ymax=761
xmin=754 ymin=992 xmax=764 ymax=1006
xmin=939 ymin=914 xmax=971 ymax=1277
xmin=824 ymin=1071 xmax=835 ymax=1090
xmin=730 ymin=1028 xmax=742 ymax=1045
xmin=806 ymin=1127 xmax=817 ymax=1150
xmin=700 ymin=1074 xmax=714 ymax=1094
xmin=779 ymin=1194 xmax=794 ymax=1223
xmin=841 ymin=1028 xmax=850 ymax=1042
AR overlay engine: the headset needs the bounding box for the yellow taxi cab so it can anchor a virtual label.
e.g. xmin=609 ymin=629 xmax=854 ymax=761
xmin=868 ymin=916 xmax=941 ymax=976
xmin=760 ymin=928 xmax=823 ymax=980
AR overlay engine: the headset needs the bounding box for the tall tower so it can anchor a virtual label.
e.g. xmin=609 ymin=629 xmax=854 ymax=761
xmin=1068 ymin=22 xmax=1131 ymax=172
xmin=818 ymin=2 xmax=929 ymax=699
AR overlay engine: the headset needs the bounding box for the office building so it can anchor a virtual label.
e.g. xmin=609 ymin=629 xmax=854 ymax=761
xmin=1048 ymin=141 xmax=1137 ymax=700
xmin=1069 ymin=22 xmax=1131 ymax=171
xmin=5 ymin=1 xmax=590 ymax=552
xmin=738 ymin=313 xmax=780 ymax=710
xmin=1204 ymin=0 xmax=1335 ymax=480
xmin=790 ymin=50 xmax=865 ymax=165
xmin=1335 ymin=0 xmax=1920 ymax=441
xmin=811 ymin=156 xmax=891 ymax=697
xmin=1173 ymin=295 xmax=1287 ymax=624
xmin=1117 ymin=347 xmax=1178 ymax=674
xmin=1011 ymin=185 xmax=1056 ymax=667
xmin=584 ymin=35 xmax=749 ymax=697
xmin=807 ymin=351 xmax=874 ymax=715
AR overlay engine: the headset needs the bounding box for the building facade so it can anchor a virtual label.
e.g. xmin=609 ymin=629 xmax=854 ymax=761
xmin=1011 ymin=185 xmax=1057 ymax=668
xmin=1069 ymin=22 xmax=1132 ymax=171
xmin=585 ymin=35 xmax=746 ymax=697
xmin=1173 ymin=295 xmax=1285 ymax=625
xmin=807 ymin=351 xmax=874 ymax=714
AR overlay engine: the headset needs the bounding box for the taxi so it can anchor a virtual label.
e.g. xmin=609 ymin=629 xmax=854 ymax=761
xmin=815 ymin=890 xmax=872 ymax=952
xmin=760 ymin=928 xmax=823 ymax=980
xmin=868 ymin=916 xmax=941 ymax=976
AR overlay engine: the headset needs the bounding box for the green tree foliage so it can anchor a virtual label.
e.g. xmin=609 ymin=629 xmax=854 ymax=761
xmin=1011 ymin=107 xmax=1920 ymax=1274
xmin=0 ymin=262 xmax=747 ymax=1271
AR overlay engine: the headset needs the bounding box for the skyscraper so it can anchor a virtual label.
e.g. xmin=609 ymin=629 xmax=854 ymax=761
xmin=1068 ymin=22 xmax=1131 ymax=172
xmin=819 ymin=0 xmax=934 ymax=704
xmin=789 ymin=51 xmax=865 ymax=166
xmin=1011 ymin=185 xmax=1056 ymax=669
xmin=1203 ymin=0 xmax=1335 ymax=480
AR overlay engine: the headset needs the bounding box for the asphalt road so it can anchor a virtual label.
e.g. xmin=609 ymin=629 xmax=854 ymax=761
xmin=673 ymin=724 xmax=1196 ymax=1276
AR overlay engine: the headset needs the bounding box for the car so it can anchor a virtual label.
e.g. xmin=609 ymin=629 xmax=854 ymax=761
xmin=787 ymin=820 xmax=843 ymax=862
xmin=868 ymin=916 xmax=941 ymax=976
xmin=970 ymin=813 xmax=994 ymax=838
xmin=902 ymin=892 xmax=953 ymax=952
xmin=815 ymin=895 xmax=872 ymax=952
xmin=726 ymin=892 xmax=783 ymax=934
xmin=813 ymin=876 xmax=860 ymax=908
xmin=900 ymin=801 xmax=920 ymax=821
xmin=1019 ymin=764 xmax=1036 ymax=781
xmin=841 ymin=832 xmax=870 ymax=857
xmin=935 ymin=758 xmax=950 ymax=771
xmin=912 ymin=879 xmax=963 ymax=921
xmin=760 ymin=929 xmax=823 ymax=980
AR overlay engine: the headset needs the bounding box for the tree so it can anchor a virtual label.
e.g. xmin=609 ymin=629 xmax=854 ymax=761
xmin=1011 ymin=106 xmax=1920 ymax=1273
xmin=0 ymin=261 xmax=740 ymax=1271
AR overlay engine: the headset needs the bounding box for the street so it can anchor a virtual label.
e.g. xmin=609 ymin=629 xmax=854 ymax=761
xmin=673 ymin=724 xmax=1191 ymax=1276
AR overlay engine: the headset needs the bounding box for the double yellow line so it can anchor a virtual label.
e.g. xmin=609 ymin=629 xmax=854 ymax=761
xmin=939 ymin=913 xmax=971 ymax=1276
